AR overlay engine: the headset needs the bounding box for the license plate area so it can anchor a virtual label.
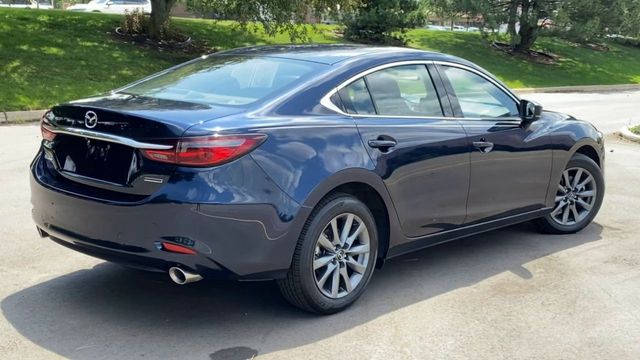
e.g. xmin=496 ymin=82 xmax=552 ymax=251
xmin=54 ymin=135 xmax=135 ymax=185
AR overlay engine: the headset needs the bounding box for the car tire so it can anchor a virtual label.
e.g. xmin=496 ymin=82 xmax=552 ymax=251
xmin=277 ymin=193 xmax=378 ymax=314
xmin=535 ymin=153 xmax=604 ymax=234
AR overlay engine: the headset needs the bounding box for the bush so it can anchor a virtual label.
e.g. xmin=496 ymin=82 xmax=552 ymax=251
xmin=343 ymin=0 xmax=425 ymax=45
xmin=121 ymin=8 xmax=149 ymax=36
xmin=542 ymin=22 xmax=606 ymax=45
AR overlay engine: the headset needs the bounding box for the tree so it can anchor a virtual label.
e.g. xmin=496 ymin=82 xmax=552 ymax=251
xmin=484 ymin=0 xmax=558 ymax=52
xmin=615 ymin=0 xmax=640 ymax=38
xmin=427 ymin=0 xmax=477 ymax=30
xmin=184 ymin=0 xmax=358 ymax=41
xmin=513 ymin=0 xmax=554 ymax=51
xmin=343 ymin=0 xmax=426 ymax=44
xmin=146 ymin=0 xmax=358 ymax=40
xmin=553 ymin=0 xmax=614 ymax=43
xmin=427 ymin=0 xmax=558 ymax=52
xmin=149 ymin=0 xmax=178 ymax=39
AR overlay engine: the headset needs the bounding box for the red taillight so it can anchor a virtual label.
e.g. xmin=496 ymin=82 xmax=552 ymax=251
xmin=140 ymin=134 xmax=267 ymax=167
xmin=40 ymin=113 xmax=56 ymax=141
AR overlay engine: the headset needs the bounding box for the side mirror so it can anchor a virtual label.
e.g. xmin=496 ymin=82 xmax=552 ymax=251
xmin=520 ymin=99 xmax=543 ymax=122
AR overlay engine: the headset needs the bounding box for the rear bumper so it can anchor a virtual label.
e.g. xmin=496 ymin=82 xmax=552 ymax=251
xmin=30 ymin=152 xmax=304 ymax=280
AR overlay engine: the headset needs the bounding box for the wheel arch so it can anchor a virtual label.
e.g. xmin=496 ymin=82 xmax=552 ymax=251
xmin=573 ymin=143 xmax=601 ymax=167
xmin=297 ymin=169 xmax=403 ymax=266
xmin=324 ymin=182 xmax=391 ymax=267
xmin=545 ymin=136 xmax=604 ymax=208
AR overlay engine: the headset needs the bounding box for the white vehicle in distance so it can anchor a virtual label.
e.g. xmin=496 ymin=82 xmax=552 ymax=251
xmin=0 ymin=0 xmax=53 ymax=9
xmin=426 ymin=25 xmax=448 ymax=31
xmin=426 ymin=25 xmax=480 ymax=32
xmin=66 ymin=0 xmax=150 ymax=14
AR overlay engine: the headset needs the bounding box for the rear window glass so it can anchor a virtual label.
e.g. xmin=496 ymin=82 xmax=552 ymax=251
xmin=338 ymin=78 xmax=376 ymax=115
xmin=120 ymin=56 xmax=324 ymax=107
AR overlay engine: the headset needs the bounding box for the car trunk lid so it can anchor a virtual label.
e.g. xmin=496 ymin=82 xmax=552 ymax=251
xmin=42 ymin=94 xmax=243 ymax=198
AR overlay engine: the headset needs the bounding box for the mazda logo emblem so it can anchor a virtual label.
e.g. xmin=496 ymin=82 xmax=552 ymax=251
xmin=84 ymin=111 xmax=98 ymax=129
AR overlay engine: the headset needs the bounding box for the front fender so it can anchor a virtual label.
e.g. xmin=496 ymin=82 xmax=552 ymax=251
xmin=546 ymin=116 xmax=604 ymax=207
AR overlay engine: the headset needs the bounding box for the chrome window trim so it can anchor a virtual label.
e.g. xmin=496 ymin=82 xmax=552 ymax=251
xmin=43 ymin=124 xmax=174 ymax=150
xmin=319 ymin=60 xmax=521 ymax=121
xmin=320 ymin=60 xmax=434 ymax=118
xmin=431 ymin=60 xmax=521 ymax=104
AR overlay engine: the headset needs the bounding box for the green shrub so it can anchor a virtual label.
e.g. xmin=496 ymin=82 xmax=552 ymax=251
xmin=343 ymin=0 xmax=425 ymax=45
xmin=121 ymin=8 xmax=149 ymax=35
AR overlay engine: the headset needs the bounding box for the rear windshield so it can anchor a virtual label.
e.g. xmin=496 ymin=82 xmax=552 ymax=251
xmin=120 ymin=55 xmax=325 ymax=107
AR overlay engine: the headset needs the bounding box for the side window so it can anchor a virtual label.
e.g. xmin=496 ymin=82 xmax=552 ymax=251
xmin=441 ymin=66 xmax=519 ymax=118
xmin=337 ymin=78 xmax=376 ymax=115
xmin=365 ymin=65 xmax=443 ymax=117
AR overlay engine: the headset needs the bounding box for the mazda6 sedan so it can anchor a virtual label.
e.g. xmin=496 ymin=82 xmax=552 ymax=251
xmin=31 ymin=45 xmax=605 ymax=314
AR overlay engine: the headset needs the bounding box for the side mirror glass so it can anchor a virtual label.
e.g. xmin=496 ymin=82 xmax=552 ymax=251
xmin=520 ymin=99 xmax=543 ymax=122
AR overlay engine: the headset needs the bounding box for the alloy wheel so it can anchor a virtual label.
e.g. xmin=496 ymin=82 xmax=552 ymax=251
xmin=551 ymin=167 xmax=598 ymax=226
xmin=312 ymin=213 xmax=371 ymax=299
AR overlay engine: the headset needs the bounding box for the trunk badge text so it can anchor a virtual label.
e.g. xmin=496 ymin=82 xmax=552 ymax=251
xmin=84 ymin=111 xmax=98 ymax=129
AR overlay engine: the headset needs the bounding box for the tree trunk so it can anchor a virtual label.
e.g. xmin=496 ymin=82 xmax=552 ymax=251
xmin=515 ymin=0 xmax=540 ymax=52
xmin=516 ymin=24 xmax=538 ymax=52
xmin=149 ymin=0 xmax=177 ymax=40
xmin=507 ymin=0 xmax=519 ymax=47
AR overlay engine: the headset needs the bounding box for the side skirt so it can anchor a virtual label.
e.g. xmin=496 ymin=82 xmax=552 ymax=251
xmin=386 ymin=207 xmax=552 ymax=259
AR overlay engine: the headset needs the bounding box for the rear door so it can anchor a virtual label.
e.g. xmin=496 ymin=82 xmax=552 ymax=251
xmin=336 ymin=63 xmax=470 ymax=238
xmin=436 ymin=63 xmax=552 ymax=223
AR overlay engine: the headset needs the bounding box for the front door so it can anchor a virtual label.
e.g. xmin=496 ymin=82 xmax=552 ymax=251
xmin=437 ymin=64 xmax=552 ymax=223
xmin=337 ymin=63 xmax=470 ymax=238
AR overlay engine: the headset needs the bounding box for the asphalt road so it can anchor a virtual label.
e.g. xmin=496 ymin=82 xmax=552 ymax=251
xmin=1 ymin=92 xmax=640 ymax=360
xmin=525 ymin=90 xmax=640 ymax=133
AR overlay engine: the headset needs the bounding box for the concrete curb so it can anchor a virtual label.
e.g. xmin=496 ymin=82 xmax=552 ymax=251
xmin=0 ymin=109 xmax=45 ymax=125
xmin=618 ymin=126 xmax=640 ymax=143
xmin=515 ymin=84 xmax=640 ymax=94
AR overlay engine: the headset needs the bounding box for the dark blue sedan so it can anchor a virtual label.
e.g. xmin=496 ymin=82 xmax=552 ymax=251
xmin=31 ymin=45 xmax=605 ymax=313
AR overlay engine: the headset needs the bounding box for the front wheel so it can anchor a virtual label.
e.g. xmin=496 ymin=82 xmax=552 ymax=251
xmin=535 ymin=153 xmax=604 ymax=234
xmin=277 ymin=194 xmax=378 ymax=314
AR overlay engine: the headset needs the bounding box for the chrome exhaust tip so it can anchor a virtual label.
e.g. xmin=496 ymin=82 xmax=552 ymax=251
xmin=168 ymin=267 xmax=203 ymax=285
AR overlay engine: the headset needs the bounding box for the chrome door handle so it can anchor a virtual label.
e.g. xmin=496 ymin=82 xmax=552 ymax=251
xmin=368 ymin=139 xmax=397 ymax=149
xmin=472 ymin=141 xmax=494 ymax=153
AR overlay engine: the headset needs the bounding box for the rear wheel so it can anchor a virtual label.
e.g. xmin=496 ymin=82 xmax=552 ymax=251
xmin=535 ymin=153 xmax=604 ymax=234
xmin=278 ymin=193 xmax=378 ymax=314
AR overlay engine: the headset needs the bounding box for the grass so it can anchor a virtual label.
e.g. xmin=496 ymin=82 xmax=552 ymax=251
xmin=0 ymin=9 xmax=338 ymax=111
xmin=2 ymin=8 xmax=640 ymax=111
xmin=631 ymin=125 xmax=640 ymax=135
xmin=406 ymin=30 xmax=640 ymax=88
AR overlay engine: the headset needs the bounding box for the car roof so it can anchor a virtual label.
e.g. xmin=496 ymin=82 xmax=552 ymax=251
xmin=219 ymin=44 xmax=462 ymax=66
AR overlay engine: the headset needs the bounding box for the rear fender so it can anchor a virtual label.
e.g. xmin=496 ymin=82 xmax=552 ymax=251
xmin=279 ymin=168 xmax=405 ymax=267
xmin=249 ymin=121 xmax=405 ymax=263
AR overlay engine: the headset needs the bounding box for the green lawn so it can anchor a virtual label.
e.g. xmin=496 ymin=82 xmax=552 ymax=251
xmin=406 ymin=30 xmax=640 ymax=88
xmin=2 ymin=8 xmax=640 ymax=111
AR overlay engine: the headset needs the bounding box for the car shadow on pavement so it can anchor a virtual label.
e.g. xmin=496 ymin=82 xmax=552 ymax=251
xmin=1 ymin=222 xmax=603 ymax=359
